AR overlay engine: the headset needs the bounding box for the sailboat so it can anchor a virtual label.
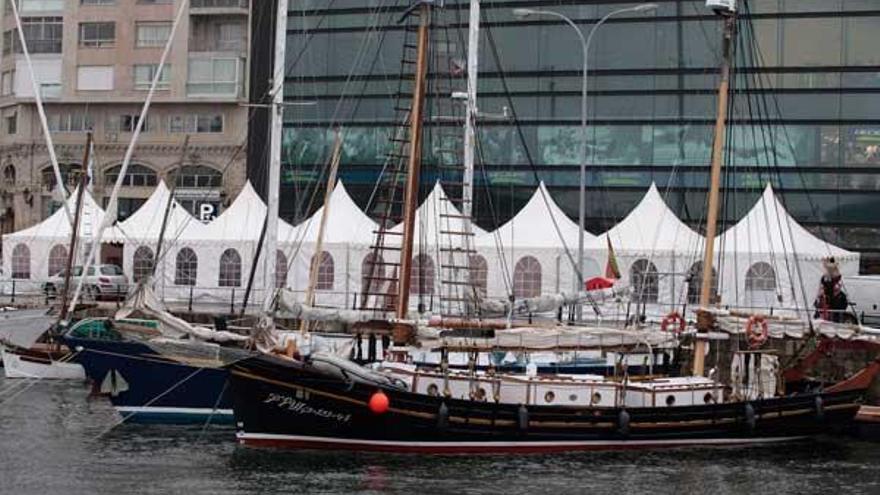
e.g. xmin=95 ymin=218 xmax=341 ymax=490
xmin=225 ymin=0 xmax=880 ymax=452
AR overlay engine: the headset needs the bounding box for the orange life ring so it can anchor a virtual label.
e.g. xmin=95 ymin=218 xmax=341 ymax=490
xmin=745 ymin=315 xmax=769 ymax=348
xmin=661 ymin=312 xmax=686 ymax=335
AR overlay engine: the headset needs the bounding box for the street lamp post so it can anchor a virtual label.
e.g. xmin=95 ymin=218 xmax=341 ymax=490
xmin=513 ymin=4 xmax=658 ymax=320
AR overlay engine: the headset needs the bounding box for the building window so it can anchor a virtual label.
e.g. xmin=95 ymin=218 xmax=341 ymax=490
xmin=76 ymin=66 xmax=114 ymax=91
xmin=104 ymin=164 xmax=157 ymax=187
xmin=79 ymin=22 xmax=115 ymax=48
xmin=1 ymin=70 xmax=14 ymax=95
xmin=218 ymin=248 xmax=241 ymax=287
xmin=133 ymin=64 xmax=170 ymax=91
xmin=105 ymin=114 xmax=154 ymax=133
xmin=5 ymin=112 xmax=16 ymax=135
xmin=169 ymin=114 xmax=223 ymax=133
xmin=190 ymin=18 xmax=245 ymax=52
xmin=11 ymin=243 xmax=30 ymax=279
xmin=630 ymin=259 xmax=659 ymax=303
xmin=361 ymin=252 xmax=384 ymax=295
xmin=275 ymin=250 xmax=288 ymax=289
xmin=173 ymin=164 xmax=222 ymax=188
xmin=47 ymin=112 xmax=94 ymax=132
xmin=469 ymin=254 xmax=488 ymax=297
xmin=7 ymin=1 xmax=65 ymax=13
xmin=81 ymin=0 xmax=115 ymax=5
xmin=135 ymin=21 xmax=171 ymax=48
xmin=745 ymin=262 xmax=777 ymax=292
xmin=48 ymin=244 xmax=67 ymax=277
xmin=3 ymin=16 xmax=62 ymax=54
xmin=687 ymin=262 xmax=717 ymax=304
xmin=3 ymin=164 xmax=15 ymax=185
xmin=41 ymin=163 xmax=81 ymax=191
xmin=174 ymin=247 xmax=198 ymax=286
xmin=513 ymin=256 xmax=541 ymax=299
xmin=311 ymin=251 xmax=334 ymax=291
xmin=132 ymin=246 xmax=154 ymax=283
xmin=187 ymin=57 xmax=239 ymax=96
xmin=412 ymin=253 xmax=434 ymax=295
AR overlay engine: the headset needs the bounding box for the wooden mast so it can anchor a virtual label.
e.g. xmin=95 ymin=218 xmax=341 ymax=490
xmin=393 ymin=3 xmax=431 ymax=344
xmin=152 ymin=135 xmax=190 ymax=277
xmin=693 ymin=11 xmax=736 ymax=376
xmin=59 ymin=132 xmax=92 ymax=322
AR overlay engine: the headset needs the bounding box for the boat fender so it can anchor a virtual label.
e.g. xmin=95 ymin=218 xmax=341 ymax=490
xmin=618 ymin=410 xmax=631 ymax=437
xmin=369 ymin=390 xmax=390 ymax=415
xmin=660 ymin=312 xmax=686 ymax=335
xmin=814 ymin=395 xmax=825 ymax=421
xmin=744 ymin=403 xmax=756 ymax=431
xmin=436 ymin=402 xmax=449 ymax=430
xmin=517 ymin=404 xmax=529 ymax=431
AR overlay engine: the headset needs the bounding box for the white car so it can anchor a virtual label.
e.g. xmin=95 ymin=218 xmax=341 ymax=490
xmin=43 ymin=265 xmax=129 ymax=301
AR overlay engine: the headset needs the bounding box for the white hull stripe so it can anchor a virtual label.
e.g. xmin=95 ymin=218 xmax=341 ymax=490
xmin=237 ymin=432 xmax=809 ymax=449
xmin=116 ymin=406 xmax=233 ymax=416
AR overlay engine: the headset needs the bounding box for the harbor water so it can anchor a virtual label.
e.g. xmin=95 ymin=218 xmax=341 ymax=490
xmin=1 ymin=376 xmax=879 ymax=495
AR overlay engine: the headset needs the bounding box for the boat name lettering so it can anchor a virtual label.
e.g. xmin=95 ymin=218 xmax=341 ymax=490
xmin=263 ymin=393 xmax=351 ymax=423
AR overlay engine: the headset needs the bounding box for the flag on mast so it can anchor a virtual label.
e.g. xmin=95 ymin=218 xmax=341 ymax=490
xmin=604 ymin=235 xmax=621 ymax=279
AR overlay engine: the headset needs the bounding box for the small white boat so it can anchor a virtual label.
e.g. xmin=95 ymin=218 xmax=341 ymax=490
xmin=1 ymin=345 xmax=85 ymax=380
xmin=0 ymin=307 xmax=85 ymax=380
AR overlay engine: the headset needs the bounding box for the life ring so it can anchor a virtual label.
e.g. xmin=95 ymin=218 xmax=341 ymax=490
xmin=660 ymin=312 xmax=686 ymax=334
xmin=745 ymin=315 xmax=769 ymax=348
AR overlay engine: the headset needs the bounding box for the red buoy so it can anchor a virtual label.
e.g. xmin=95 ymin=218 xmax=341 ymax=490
xmin=368 ymin=390 xmax=390 ymax=414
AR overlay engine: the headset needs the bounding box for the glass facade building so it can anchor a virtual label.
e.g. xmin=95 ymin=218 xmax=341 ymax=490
xmin=262 ymin=1 xmax=880 ymax=269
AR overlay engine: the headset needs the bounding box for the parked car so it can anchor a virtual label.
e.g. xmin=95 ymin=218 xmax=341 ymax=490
xmin=43 ymin=265 xmax=129 ymax=301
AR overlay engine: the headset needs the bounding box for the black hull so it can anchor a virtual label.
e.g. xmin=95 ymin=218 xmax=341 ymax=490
xmin=228 ymin=354 xmax=865 ymax=454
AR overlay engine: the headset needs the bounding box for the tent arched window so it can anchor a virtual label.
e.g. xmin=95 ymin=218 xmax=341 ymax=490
xmin=361 ymin=252 xmax=384 ymax=295
xmin=469 ymin=254 xmax=488 ymax=297
xmin=745 ymin=262 xmax=777 ymax=292
xmin=687 ymin=261 xmax=717 ymax=304
xmin=630 ymin=259 xmax=659 ymax=303
xmin=104 ymin=164 xmax=158 ymax=188
xmin=175 ymin=247 xmax=198 ymax=286
xmin=412 ymin=254 xmax=435 ymax=295
xmin=11 ymin=243 xmax=30 ymax=279
xmin=311 ymin=251 xmax=334 ymax=291
xmin=275 ymin=250 xmax=288 ymax=289
xmin=219 ymin=248 xmax=242 ymax=287
xmin=132 ymin=246 xmax=155 ymax=283
xmin=48 ymin=244 xmax=68 ymax=277
xmin=513 ymin=256 xmax=541 ymax=299
xmin=3 ymin=164 xmax=15 ymax=185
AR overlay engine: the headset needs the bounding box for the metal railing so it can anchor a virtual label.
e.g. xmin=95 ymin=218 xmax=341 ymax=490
xmin=190 ymin=0 xmax=248 ymax=9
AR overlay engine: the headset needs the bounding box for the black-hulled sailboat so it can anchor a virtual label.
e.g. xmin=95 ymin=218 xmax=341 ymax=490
xmin=226 ymin=0 xmax=879 ymax=452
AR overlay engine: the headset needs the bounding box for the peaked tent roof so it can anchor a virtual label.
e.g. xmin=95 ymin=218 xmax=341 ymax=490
xmin=187 ymin=181 xmax=297 ymax=243
xmin=718 ymin=183 xmax=856 ymax=260
xmin=391 ymin=181 xmax=488 ymax=242
xmin=296 ymin=180 xmax=377 ymax=245
xmin=3 ymin=187 xmax=117 ymax=240
xmin=475 ymin=181 xmax=601 ymax=249
xmin=113 ymin=181 xmax=205 ymax=241
xmin=603 ymin=182 xmax=704 ymax=254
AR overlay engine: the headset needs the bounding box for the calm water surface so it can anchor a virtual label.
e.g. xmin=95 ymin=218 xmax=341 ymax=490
xmin=1 ymin=376 xmax=878 ymax=495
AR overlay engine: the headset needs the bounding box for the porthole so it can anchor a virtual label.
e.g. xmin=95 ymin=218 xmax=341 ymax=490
xmin=665 ymin=395 xmax=676 ymax=406
xmin=569 ymin=394 xmax=578 ymax=403
xmin=475 ymin=387 xmax=487 ymax=401
xmin=544 ymin=391 xmax=555 ymax=403
xmin=591 ymin=392 xmax=602 ymax=405
xmin=704 ymin=392 xmax=716 ymax=404
xmin=427 ymin=383 xmax=439 ymax=397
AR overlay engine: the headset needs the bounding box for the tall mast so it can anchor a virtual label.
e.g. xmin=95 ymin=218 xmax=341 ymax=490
xmin=462 ymin=0 xmax=479 ymax=226
xmin=394 ymin=3 xmax=431 ymax=341
xmin=263 ymin=0 xmax=289 ymax=315
xmin=59 ymin=132 xmax=92 ymax=322
xmin=693 ymin=5 xmax=737 ymax=376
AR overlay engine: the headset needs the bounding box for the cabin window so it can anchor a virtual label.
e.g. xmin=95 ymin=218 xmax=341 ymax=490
xmin=48 ymin=244 xmax=68 ymax=277
xmin=591 ymin=392 xmax=602 ymax=405
xmin=630 ymin=259 xmax=659 ymax=303
xmin=475 ymin=387 xmax=487 ymax=401
xmin=745 ymin=262 xmax=777 ymax=292
xmin=426 ymin=383 xmax=439 ymax=396
xmin=360 ymin=252 xmax=384 ymax=295
xmin=544 ymin=391 xmax=555 ymax=404
xmin=469 ymin=254 xmax=488 ymax=297
xmin=175 ymin=247 xmax=198 ymax=286
xmin=311 ymin=251 xmax=334 ymax=291
xmin=132 ymin=246 xmax=154 ymax=283
xmin=412 ymin=253 xmax=435 ymax=295
xmin=665 ymin=395 xmax=676 ymax=407
xmin=11 ymin=243 xmax=30 ymax=279
xmin=275 ymin=250 xmax=288 ymax=289
xmin=704 ymin=392 xmax=716 ymax=404
xmin=513 ymin=256 xmax=541 ymax=299
xmin=218 ymin=248 xmax=242 ymax=287
xmin=569 ymin=394 xmax=578 ymax=403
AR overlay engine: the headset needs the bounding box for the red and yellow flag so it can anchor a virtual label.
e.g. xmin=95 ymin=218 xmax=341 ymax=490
xmin=605 ymin=235 xmax=621 ymax=280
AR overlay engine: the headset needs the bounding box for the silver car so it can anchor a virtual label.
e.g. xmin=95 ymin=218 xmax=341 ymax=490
xmin=43 ymin=265 xmax=129 ymax=301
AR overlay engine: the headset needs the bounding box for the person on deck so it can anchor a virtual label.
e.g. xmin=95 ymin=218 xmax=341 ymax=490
xmin=814 ymin=257 xmax=849 ymax=323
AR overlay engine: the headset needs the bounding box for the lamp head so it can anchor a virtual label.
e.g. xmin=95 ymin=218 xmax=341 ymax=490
xmin=634 ymin=3 xmax=659 ymax=12
xmin=512 ymin=8 xmax=535 ymax=19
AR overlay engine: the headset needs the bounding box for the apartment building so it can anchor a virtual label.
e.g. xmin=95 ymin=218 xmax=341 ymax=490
xmin=0 ymin=0 xmax=251 ymax=236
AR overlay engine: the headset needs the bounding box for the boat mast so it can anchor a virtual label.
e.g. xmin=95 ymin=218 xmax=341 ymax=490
xmin=462 ymin=0 xmax=479 ymax=230
xmin=393 ymin=2 xmax=432 ymax=343
xmin=262 ymin=0 xmax=289 ymax=315
xmin=152 ymin=135 xmax=190 ymax=278
xmin=58 ymin=132 xmax=92 ymax=322
xmin=693 ymin=3 xmax=737 ymax=376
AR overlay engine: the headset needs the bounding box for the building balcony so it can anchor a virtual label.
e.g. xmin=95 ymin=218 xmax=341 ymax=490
xmin=186 ymin=54 xmax=245 ymax=99
xmin=190 ymin=0 xmax=248 ymax=16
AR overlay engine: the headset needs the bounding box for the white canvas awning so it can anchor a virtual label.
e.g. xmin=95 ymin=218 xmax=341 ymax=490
xmin=297 ymin=181 xmax=377 ymax=246
xmin=391 ymin=181 xmax=487 ymax=246
xmin=4 ymin=187 xmax=115 ymax=241
xmin=113 ymin=181 xmax=205 ymax=242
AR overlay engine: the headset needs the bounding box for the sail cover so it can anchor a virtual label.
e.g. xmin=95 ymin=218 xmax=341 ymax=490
xmin=0 ymin=308 xmax=54 ymax=349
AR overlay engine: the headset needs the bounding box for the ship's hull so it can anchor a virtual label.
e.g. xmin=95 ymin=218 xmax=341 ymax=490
xmin=63 ymin=336 xmax=233 ymax=424
xmin=228 ymin=354 xmax=866 ymax=454
xmin=1 ymin=345 xmax=85 ymax=380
